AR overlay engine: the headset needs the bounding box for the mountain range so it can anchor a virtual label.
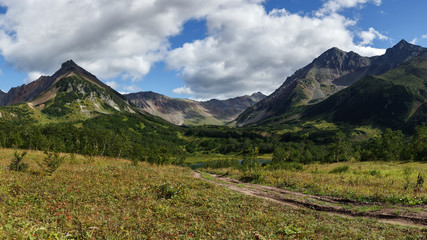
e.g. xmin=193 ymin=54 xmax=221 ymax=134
xmin=236 ymin=40 xmax=427 ymax=127
xmin=0 ymin=61 xmax=265 ymax=125
xmin=125 ymin=91 xmax=265 ymax=125
xmin=0 ymin=40 xmax=426 ymax=131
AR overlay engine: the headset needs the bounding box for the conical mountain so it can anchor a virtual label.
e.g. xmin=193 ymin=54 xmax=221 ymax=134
xmin=0 ymin=60 xmax=123 ymax=105
xmin=0 ymin=60 xmax=183 ymax=160
xmin=236 ymin=40 xmax=427 ymax=126
xmin=0 ymin=60 xmax=137 ymax=122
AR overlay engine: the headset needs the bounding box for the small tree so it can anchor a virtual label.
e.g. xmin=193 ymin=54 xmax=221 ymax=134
xmin=328 ymin=131 xmax=349 ymax=162
xmin=37 ymin=151 xmax=65 ymax=175
xmin=9 ymin=151 xmax=28 ymax=172
xmin=272 ymin=148 xmax=287 ymax=165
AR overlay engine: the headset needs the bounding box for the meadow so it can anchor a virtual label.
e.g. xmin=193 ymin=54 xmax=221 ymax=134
xmin=0 ymin=149 xmax=426 ymax=239
xmin=203 ymin=161 xmax=427 ymax=205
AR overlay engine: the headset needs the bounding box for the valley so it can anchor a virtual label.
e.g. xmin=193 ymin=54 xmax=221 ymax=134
xmin=0 ymin=40 xmax=426 ymax=239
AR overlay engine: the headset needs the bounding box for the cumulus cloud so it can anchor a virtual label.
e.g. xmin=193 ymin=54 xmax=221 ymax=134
xmin=358 ymin=27 xmax=388 ymax=46
xmin=0 ymin=0 xmax=388 ymax=99
xmin=0 ymin=0 xmax=231 ymax=82
xmin=317 ymin=0 xmax=382 ymax=16
xmin=106 ymin=80 xmax=141 ymax=94
xmin=172 ymin=86 xmax=194 ymax=95
xmin=106 ymin=81 xmax=120 ymax=90
xmin=167 ymin=2 xmax=386 ymax=99
xmin=24 ymin=71 xmax=44 ymax=84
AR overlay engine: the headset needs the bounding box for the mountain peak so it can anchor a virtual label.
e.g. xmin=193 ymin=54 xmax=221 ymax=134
xmin=58 ymin=59 xmax=84 ymax=74
xmin=51 ymin=59 xmax=100 ymax=85
xmin=395 ymin=39 xmax=410 ymax=48
xmin=61 ymin=59 xmax=78 ymax=68
xmin=387 ymin=39 xmax=424 ymax=53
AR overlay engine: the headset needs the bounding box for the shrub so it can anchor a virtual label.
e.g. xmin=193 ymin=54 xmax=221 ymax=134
xmin=37 ymin=151 xmax=65 ymax=175
xmin=153 ymin=182 xmax=184 ymax=200
xmin=9 ymin=151 xmax=28 ymax=172
xmin=329 ymin=165 xmax=350 ymax=174
xmin=274 ymin=162 xmax=304 ymax=171
xmin=415 ymin=173 xmax=425 ymax=192
xmin=239 ymin=169 xmax=264 ymax=183
xmin=402 ymin=167 xmax=414 ymax=190
xmin=368 ymin=169 xmax=381 ymax=177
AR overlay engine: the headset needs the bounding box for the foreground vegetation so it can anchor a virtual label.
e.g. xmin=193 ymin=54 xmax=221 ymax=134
xmin=1 ymin=149 xmax=425 ymax=239
xmin=203 ymin=160 xmax=427 ymax=205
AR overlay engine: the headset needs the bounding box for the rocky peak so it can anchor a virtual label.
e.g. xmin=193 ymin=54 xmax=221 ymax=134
xmin=312 ymin=47 xmax=368 ymax=70
xmin=52 ymin=60 xmax=97 ymax=81
xmin=61 ymin=59 xmax=78 ymax=69
xmin=368 ymin=39 xmax=427 ymax=75
xmin=250 ymin=92 xmax=266 ymax=100
xmin=385 ymin=40 xmax=425 ymax=56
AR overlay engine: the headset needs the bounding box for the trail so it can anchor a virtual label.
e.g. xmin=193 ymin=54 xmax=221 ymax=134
xmin=193 ymin=171 xmax=427 ymax=228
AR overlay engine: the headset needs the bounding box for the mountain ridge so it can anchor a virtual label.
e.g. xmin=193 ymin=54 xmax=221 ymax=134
xmin=236 ymin=40 xmax=427 ymax=126
xmin=303 ymin=51 xmax=427 ymax=129
xmin=125 ymin=91 xmax=266 ymax=125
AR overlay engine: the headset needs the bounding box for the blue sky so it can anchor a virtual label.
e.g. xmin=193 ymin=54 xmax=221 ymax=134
xmin=0 ymin=0 xmax=426 ymax=100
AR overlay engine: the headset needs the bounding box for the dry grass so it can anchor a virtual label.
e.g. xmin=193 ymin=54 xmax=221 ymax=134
xmin=0 ymin=149 xmax=425 ymax=239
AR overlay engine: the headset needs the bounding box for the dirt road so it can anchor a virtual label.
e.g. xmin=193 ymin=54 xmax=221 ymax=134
xmin=193 ymin=171 xmax=427 ymax=228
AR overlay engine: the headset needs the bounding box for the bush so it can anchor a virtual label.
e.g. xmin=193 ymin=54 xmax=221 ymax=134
xmin=239 ymin=169 xmax=264 ymax=183
xmin=415 ymin=173 xmax=425 ymax=192
xmin=329 ymin=165 xmax=350 ymax=174
xmin=37 ymin=151 xmax=65 ymax=175
xmin=368 ymin=169 xmax=381 ymax=177
xmin=276 ymin=162 xmax=304 ymax=171
xmin=153 ymin=182 xmax=184 ymax=200
xmin=9 ymin=151 xmax=28 ymax=172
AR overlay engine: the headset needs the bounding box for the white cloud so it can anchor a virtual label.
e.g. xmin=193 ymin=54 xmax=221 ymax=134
xmin=317 ymin=0 xmax=382 ymax=16
xmin=0 ymin=0 xmax=388 ymax=99
xmin=422 ymin=34 xmax=427 ymax=39
xmin=172 ymin=86 xmax=194 ymax=95
xmin=0 ymin=0 xmax=232 ymax=81
xmin=106 ymin=81 xmax=120 ymax=90
xmin=410 ymin=38 xmax=417 ymax=44
xmin=166 ymin=2 xmax=386 ymax=99
xmin=105 ymin=80 xmax=141 ymax=93
xmin=358 ymin=27 xmax=388 ymax=46
xmin=24 ymin=71 xmax=44 ymax=83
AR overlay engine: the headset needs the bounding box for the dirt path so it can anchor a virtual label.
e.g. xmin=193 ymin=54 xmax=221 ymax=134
xmin=193 ymin=171 xmax=427 ymax=228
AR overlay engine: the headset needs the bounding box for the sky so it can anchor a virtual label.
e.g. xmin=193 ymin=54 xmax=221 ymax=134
xmin=0 ymin=0 xmax=426 ymax=100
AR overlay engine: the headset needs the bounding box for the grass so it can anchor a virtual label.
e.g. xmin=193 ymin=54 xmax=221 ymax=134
xmin=184 ymin=153 xmax=271 ymax=164
xmin=204 ymin=161 xmax=427 ymax=205
xmin=0 ymin=148 xmax=426 ymax=239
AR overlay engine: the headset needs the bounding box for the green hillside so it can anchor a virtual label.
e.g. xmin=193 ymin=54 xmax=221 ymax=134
xmin=0 ymin=69 xmax=186 ymax=162
xmin=303 ymin=53 xmax=427 ymax=130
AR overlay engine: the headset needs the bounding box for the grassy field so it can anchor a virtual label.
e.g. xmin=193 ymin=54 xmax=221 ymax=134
xmin=204 ymin=161 xmax=427 ymax=205
xmin=0 ymin=149 xmax=426 ymax=239
xmin=184 ymin=153 xmax=272 ymax=164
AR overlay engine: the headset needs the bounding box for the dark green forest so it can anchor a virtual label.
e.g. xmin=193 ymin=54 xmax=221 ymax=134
xmin=1 ymin=111 xmax=426 ymax=165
